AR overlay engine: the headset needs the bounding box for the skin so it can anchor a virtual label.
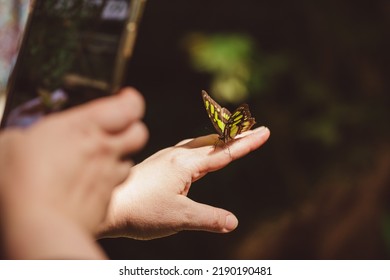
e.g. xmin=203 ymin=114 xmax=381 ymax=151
xmin=0 ymin=87 xmax=270 ymax=259
xmin=98 ymin=126 xmax=270 ymax=240
xmin=0 ymin=88 xmax=148 ymax=259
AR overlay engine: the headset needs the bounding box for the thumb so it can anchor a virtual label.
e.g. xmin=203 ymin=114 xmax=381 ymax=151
xmin=181 ymin=198 xmax=238 ymax=233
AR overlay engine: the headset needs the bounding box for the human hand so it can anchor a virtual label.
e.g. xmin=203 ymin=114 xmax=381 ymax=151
xmin=98 ymin=126 xmax=270 ymax=240
xmin=0 ymin=88 xmax=148 ymax=258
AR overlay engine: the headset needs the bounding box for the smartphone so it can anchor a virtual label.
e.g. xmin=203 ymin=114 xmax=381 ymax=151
xmin=1 ymin=0 xmax=146 ymax=128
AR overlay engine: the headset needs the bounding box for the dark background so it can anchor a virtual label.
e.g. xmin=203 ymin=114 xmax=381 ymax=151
xmin=99 ymin=0 xmax=390 ymax=259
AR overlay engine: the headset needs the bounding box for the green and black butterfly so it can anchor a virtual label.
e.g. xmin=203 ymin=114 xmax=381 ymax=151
xmin=202 ymin=90 xmax=256 ymax=144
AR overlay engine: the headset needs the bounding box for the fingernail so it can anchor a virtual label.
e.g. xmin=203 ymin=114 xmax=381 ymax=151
xmin=225 ymin=215 xmax=239 ymax=231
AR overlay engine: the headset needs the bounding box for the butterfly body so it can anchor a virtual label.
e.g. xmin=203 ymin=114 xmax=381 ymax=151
xmin=202 ymin=90 xmax=256 ymax=144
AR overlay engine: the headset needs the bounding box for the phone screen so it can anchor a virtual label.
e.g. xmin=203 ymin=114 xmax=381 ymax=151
xmin=1 ymin=0 xmax=145 ymax=128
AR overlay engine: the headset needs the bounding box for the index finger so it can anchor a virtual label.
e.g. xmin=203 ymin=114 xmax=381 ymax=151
xmin=71 ymin=87 xmax=145 ymax=134
xmin=184 ymin=126 xmax=270 ymax=174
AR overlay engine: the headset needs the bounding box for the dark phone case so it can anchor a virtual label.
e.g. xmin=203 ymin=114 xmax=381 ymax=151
xmin=1 ymin=0 xmax=146 ymax=129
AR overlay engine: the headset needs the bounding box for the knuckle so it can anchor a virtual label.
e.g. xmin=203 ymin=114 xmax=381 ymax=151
xmin=212 ymin=209 xmax=225 ymax=230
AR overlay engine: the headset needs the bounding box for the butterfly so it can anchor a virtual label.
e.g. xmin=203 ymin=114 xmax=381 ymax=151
xmin=202 ymin=90 xmax=256 ymax=145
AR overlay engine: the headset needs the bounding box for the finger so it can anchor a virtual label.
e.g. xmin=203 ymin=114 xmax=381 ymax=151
xmin=227 ymin=126 xmax=270 ymax=161
xmin=111 ymin=160 xmax=133 ymax=187
xmin=72 ymin=88 xmax=145 ymax=133
xmin=208 ymin=127 xmax=270 ymax=172
xmin=181 ymin=127 xmax=269 ymax=153
xmin=94 ymin=161 xmax=133 ymax=199
xmin=180 ymin=197 xmax=238 ymax=233
xmin=187 ymin=127 xmax=270 ymax=174
xmin=175 ymin=138 xmax=193 ymax=146
xmin=109 ymin=121 xmax=149 ymax=156
xmin=176 ymin=134 xmax=219 ymax=148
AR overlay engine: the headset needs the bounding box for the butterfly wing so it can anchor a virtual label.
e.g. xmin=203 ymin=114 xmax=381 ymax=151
xmin=202 ymin=90 xmax=231 ymax=137
xmin=202 ymin=90 xmax=256 ymax=143
xmin=224 ymin=103 xmax=256 ymax=142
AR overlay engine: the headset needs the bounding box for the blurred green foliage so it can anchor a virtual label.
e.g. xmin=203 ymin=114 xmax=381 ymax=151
xmin=100 ymin=0 xmax=390 ymax=259
xmin=184 ymin=31 xmax=389 ymax=150
xmin=183 ymin=33 xmax=287 ymax=104
xmin=182 ymin=25 xmax=389 ymax=257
